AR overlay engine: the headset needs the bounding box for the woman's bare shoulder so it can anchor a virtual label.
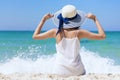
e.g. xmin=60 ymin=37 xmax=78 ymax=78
xmin=48 ymin=28 xmax=57 ymax=34
xmin=48 ymin=28 xmax=57 ymax=37
xmin=78 ymin=29 xmax=89 ymax=34
xmin=77 ymin=29 xmax=90 ymax=38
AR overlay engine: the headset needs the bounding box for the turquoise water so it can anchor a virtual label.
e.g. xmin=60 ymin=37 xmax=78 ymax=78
xmin=0 ymin=31 xmax=56 ymax=61
xmin=0 ymin=31 xmax=120 ymax=64
xmin=81 ymin=31 xmax=120 ymax=64
xmin=0 ymin=31 xmax=120 ymax=74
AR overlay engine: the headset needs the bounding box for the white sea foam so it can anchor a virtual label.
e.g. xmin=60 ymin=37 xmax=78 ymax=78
xmin=0 ymin=47 xmax=120 ymax=74
xmin=80 ymin=47 xmax=120 ymax=73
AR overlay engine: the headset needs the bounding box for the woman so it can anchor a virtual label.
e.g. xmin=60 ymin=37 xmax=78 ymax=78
xmin=33 ymin=5 xmax=106 ymax=77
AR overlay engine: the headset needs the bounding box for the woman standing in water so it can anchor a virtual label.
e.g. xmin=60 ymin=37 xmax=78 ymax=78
xmin=33 ymin=5 xmax=106 ymax=77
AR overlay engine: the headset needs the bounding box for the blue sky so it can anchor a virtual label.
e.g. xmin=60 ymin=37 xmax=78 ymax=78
xmin=0 ymin=0 xmax=120 ymax=31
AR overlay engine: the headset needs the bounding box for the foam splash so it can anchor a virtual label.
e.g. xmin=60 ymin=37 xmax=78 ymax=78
xmin=0 ymin=56 xmax=55 ymax=74
xmin=80 ymin=47 xmax=120 ymax=73
xmin=0 ymin=47 xmax=120 ymax=74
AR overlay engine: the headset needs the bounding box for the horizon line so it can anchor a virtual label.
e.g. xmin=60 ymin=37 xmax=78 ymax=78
xmin=0 ymin=30 xmax=120 ymax=32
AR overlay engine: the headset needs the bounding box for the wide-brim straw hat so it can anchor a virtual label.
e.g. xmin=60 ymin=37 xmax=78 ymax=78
xmin=52 ymin=5 xmax=86 ymax=29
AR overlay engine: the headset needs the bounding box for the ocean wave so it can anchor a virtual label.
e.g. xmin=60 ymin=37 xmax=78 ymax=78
xmin=0 ymin=47 xmax=120 ymax=74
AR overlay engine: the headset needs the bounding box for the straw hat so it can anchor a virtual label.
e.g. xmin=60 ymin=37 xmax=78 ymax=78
xmin=53 ymin=5 xmax=86 ymax=29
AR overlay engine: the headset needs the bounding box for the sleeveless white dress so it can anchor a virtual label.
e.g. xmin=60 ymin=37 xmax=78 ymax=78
xmin=53 ymin=32 xmax=85 ymax=77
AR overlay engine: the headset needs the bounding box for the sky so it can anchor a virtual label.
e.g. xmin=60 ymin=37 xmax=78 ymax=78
xmin=0 ymin=0 xmax=120 ymax=31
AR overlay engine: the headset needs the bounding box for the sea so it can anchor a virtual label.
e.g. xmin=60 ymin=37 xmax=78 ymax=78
xmin=0 ymin=31 xmax=120 ymax=74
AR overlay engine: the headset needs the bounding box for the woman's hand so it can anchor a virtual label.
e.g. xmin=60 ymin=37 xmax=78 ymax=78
xmin=86 ymin=13 xmax=96 ymax=21
xmin=42 ymin=13 xmax=54 ymax=21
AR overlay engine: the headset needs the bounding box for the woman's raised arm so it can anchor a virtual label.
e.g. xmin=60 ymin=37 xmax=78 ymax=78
xmin=79 ymin=13 xmax=106 ymax=40
xmin=32 ymin=14 xmax=56 ymax=40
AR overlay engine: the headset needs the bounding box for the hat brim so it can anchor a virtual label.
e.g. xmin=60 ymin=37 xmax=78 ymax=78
xmin=52 ymin=10 xmax=86 ymax=29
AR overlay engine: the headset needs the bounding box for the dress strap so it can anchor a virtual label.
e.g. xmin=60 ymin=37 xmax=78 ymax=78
xmin=75 ymin=30 xmax=79 ymax=37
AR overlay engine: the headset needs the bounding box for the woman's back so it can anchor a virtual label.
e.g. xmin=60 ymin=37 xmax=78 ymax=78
xmin=56 ymin=29 xmax=80 ymax=43
xmin=56 ymin=29 xmax=80 ymax=59
xmin=54 ymin=29 xmax=85 ymax=76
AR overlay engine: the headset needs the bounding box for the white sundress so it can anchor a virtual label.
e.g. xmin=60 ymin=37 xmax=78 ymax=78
xmin=53 ymin=31 xmax=85 ymax=77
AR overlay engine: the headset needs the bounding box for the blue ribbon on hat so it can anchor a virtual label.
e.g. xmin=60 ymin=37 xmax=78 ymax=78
xmin=56 ymin=13 xmax=78 ymax=35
